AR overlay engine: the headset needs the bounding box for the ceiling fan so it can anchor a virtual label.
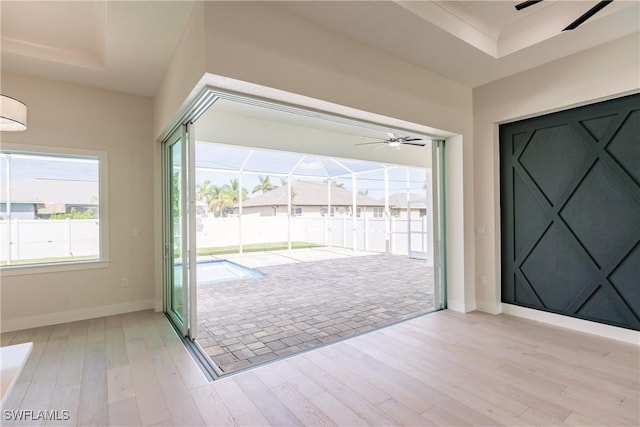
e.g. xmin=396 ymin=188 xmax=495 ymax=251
xmin=356 ymin=133 xmax=426 ymax=149
xmin=515 ymin=0 xmax=613 ymax=31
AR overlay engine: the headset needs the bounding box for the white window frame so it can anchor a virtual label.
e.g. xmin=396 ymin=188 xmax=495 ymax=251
xmin=373 ymin=207 xmax=384 ymax=218
xmin=0 ymin=143 xmax=109 ymax=276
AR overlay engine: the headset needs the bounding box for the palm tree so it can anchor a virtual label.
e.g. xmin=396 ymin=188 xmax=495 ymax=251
xmin=218 ymin=190 xmax=236 ymax=217
xmin=332 ymin=182 xmax=345 ymax=188
xmin=195 ymin=181 xmax=224 ymax=217
xmin=358 ymin=189 xmax=369 ymax=196
xmin=197 ymin=180 xmax=218 ymax=213
xmin=217 ymin=178 xmax=247 ymax=217
xmin=208 ymin=185 xmax=229 ymax=217
xmin=252 ymin=175 xmax=276 ymax=194
xmin=225 ymin=178 xmax=248 ymax=204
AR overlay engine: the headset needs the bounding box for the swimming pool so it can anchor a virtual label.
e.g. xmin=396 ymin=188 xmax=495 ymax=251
xmin=189 ymin=260 xmax=264 ymax=284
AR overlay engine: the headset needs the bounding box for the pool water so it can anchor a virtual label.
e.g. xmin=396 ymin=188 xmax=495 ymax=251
xmin=195 ymin=260 xmax=264 ymax=284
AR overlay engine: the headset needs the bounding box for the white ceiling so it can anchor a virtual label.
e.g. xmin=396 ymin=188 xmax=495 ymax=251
xmin=396 ymin=0 xmax=636 ymax=57
xmin=197 ymin=99 xmax=433 ymax=169
xmin=1 ymin=1 xmax=638 ymax=96
xmin=274 ymin=0 xmax=640 ymax=87
xmin=1 ymin=0 xmax=194 ymax=96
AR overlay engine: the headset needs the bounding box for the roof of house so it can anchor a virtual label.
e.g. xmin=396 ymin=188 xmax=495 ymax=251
xmin=240 ymin=180 xmax=384 ymax=208
xmin=386 ymin=193 xmax=427 ymax=209
xmin=0 ymin=179 xmax=99 ymax=205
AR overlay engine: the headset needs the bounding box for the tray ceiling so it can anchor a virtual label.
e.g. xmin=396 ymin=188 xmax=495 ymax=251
xmin=1 ymin=1 xmax=637 ymax=95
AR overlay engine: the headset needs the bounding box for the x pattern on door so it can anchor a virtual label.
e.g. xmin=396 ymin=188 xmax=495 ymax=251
xmin=501 ymin=94 xmax=640 ymax=330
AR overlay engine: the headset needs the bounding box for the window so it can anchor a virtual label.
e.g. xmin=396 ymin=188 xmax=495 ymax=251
xmin=292 ymin=207 xmax=302 ymax=216
xmin=0 ymin=146 xmax=107 ymax=270
xmin=373 ymin=207 xmax=384 ymax=218
xmin=356 ymin=207 xmax=362 ymax=218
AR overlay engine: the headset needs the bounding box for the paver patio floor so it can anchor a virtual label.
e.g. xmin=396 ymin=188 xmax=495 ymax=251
xmin=196 ymin=249 xmax=434 ymax=373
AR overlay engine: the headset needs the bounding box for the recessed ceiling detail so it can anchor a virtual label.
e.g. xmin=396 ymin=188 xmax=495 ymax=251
xmin=1 ymin=1 xmax=107 ymax=69
xmin=395 ymin=0 xmax=636 ymax=58
xmin=0 ymin=1 xmax=194 ymax=96
xmin=1 ymin=1 xmax=637 ymax=94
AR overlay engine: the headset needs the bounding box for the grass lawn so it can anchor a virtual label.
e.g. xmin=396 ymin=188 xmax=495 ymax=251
xmin=196 ymin=241 xmax=322 ymax=256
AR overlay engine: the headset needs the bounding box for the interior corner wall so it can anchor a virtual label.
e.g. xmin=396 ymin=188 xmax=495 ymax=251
xmin=472 ymin=33 xmax=640 ymax=318
xmin=0 ymin=73 xmax=155 ymax=331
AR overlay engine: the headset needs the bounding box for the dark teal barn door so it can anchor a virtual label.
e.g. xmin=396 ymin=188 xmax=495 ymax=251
xmin=500 ymin=93 xmax=640 ymax=330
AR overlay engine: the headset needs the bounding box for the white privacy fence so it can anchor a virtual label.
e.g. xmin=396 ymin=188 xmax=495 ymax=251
xmin=1 ymin=216 xmax=432 ymax=266
xmin=0 ymin=219 xmax=99 ymax=263
xmin=197 ymin=216 xmax=433 ymax=265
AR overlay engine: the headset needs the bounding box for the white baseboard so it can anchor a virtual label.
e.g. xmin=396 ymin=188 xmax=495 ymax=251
xmin=501 ymin=303 xmax=640 ymax=345
xmin=0 ymin=299 xmax=155 ymax=333
xmin=447 ymin=299 xmax=477 ymax=313
xmin=475 ymin=301 xmax=501 ymax=314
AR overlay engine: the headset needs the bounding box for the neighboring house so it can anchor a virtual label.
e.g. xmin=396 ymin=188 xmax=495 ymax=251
xmin=0 ymin=179 xmax=99 ymax=220
xmin=234 ymin=180 xmax=385 ymax=217
xmin=386 ymin=193 xmax=428 ymax=219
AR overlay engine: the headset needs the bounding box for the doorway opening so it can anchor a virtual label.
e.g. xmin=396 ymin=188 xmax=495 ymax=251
xmin=163 ymin=90 xmax=447 ymax=376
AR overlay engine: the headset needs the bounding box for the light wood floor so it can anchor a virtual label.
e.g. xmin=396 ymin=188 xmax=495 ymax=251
xmin=1 ymin=309 xmax=638 ymax=426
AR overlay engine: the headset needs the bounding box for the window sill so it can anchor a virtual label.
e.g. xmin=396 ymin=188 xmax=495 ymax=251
xmin=0 ymin=260 xmax=110 ymax=277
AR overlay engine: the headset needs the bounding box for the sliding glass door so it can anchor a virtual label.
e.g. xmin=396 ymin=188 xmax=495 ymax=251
xmin=432 ymin=140 xmax=447 ymax=310
xmin=164 ymin=125 xmax=197 ymax=338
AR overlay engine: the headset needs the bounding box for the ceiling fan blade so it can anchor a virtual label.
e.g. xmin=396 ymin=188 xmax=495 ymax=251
xmin=563 ymin=0 xmax=613 ymax=31
xmin=402 ymin=137 xmax=423 ymax=142
xmin=402 ymin=142 xmax=427 ymax=147
xmin=373 ymin=143 xmax=388 ymax=151
xmin=515 ymin=0 xmax=543 ymax=11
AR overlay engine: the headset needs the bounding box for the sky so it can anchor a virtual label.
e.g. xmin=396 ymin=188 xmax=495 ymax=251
xmin=0 ymin=152 xmax=99 ymax=182
xmin=191 ymin=142 xmax=428 ymax=200
xmin=1 ymin=143 xmax=428 ymax=202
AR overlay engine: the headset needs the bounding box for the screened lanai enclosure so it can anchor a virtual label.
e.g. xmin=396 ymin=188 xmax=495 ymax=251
xmin=164 ymin=94 xmax=445 ymax=376
xmin=193 ymin=142 xmax=434 ymax=261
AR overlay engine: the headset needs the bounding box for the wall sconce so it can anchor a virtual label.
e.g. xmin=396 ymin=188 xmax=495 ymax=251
xmin=0 ymin=95 xmax=28 ymax=131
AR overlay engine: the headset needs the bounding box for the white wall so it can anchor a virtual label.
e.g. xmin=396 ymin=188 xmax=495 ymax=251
xmin=153 ymin=1 xmax=205 ymax=139
xmin=472 ymin=34 xmax=640 ymax=316
xmin=202 ymin=2 xmax=472 ymax=137
xmin=0 ymin=73 xmax=155 ymax=331
xmin=155 ymin=1 xmax=476 ymax=312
